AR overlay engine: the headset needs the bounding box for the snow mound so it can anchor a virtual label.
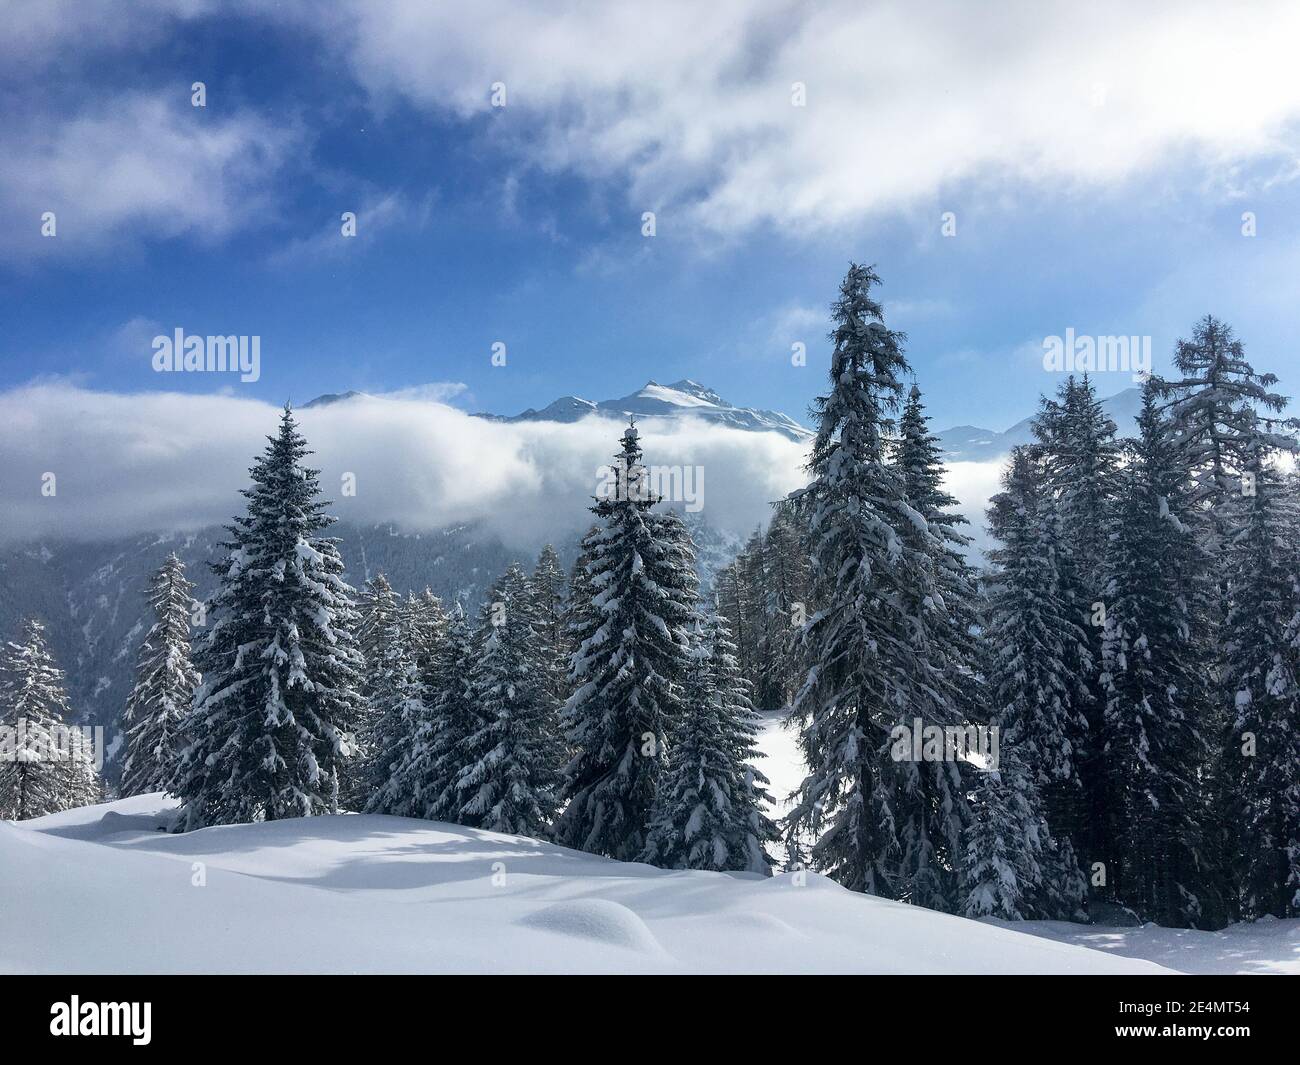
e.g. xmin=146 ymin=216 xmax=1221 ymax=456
xmin=519 ymin=899 xmax=664 ymax=954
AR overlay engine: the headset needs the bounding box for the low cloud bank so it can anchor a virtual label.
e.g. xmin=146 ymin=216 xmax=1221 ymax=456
xmin=0 ymin=384 xmax=1009 ymax=552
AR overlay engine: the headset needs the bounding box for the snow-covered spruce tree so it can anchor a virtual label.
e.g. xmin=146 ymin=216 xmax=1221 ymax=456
xmin=1098 ymin=382 xmax=1220 ymax=927
xmin=403 ymin=588 xmax=448 ymax=688
xmin=529 ymin=545 xmax=570 ymax=705
xmin=783 ymin=263 xmax=956 ymax=901
xmin=642 ymin=612 xmax=777 ymax=873
xmin=641 ymin=622 xmax=735 ymax=870
xmin=1030 ymin=375 xmax=1120 ymax=876
xmin=345 ymin=573 xmax=401 ymax=806
xmin=707 ymin=610 xmax=779 ymax=871
xmin=1222 ymin=446 xmax=1300 ymax=919
xmin=1154 ymin=315 xmax=1296 ymax=567
xmin=0 ymin=619 xmax=90 ymax=820
xmin=983 ymin=447 xmax=1091 ymax=868
xmin=120 ymin=554 xmax=200 ymax=797
xmin=714 ymin=548 xmax=762 ymax=694
xmin=377 ymin=603 xmax=480 ymax=821
xmin=893 ymin=383 xmax=983 ymax=721
xmin=172 ymin=406 xmax=366 ymax=829
xmin=452 ymin=564 xmax=563 ymax=835
xmin=357 ymin=574 xmax=401 ymax=689
xmin=553 ymin=422 xmax=700 ymax=861
xmin=364 ymin=594 xmax=429 ymax=815
xmin=756 ymin=505 xmax=812 ymax=712
xmin=961 ymin=738 xmax=1086 ymax=922
xmin=888 ymin=382 xmax=982 ymax=910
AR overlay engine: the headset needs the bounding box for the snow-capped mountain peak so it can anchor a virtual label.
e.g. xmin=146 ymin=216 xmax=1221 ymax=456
xmin=474 ymin=378 xmax=813 ymax=441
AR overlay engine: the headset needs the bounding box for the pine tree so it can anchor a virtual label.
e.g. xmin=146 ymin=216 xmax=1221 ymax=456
xmin=554 ymin=422 xmax=700 ymax=861
xmin=1154 ymin=316 xmax=1296 ymax=564
xmin=376 ymin=604 xmax=479 ymax=821
xmin=783 ymin=263 xmax=949 ymax=899
xmin=364 ymin=594 xmax=428 ymax=815
xmin=888 ymin=383 xmax=981 ymax=910
xmin=961 ymin=740 xmax=1086 ymax=922
xmin=706 ymin=611 xmax=779 ymax=872
xmin=1099 ymin=383 xmax=1219 ymax=926
xmin=403 ymin=588 xmax=448 ymax=688
xmin=1223 ymin=446 xmax=1300 ymax=919
xmin=984 ymin=447 xmax=1091 ymax=854
xmin=172 ymin=407 xmax=366 ymax=829
xmin=642 ymin=622 xmax=738 ymax=871
xmin=357 ymin=574 xmax=401 ymax=689
xmin=454 ymin=564 xmax=563 ymax=836
xmin=1031 ymin=375 xmax=1120 ymax=875
xmin=756 ymin=505 xmax=812 ymax=712
xmin=0 ymin=619 xmax=90 ymax=820
xmin=529 ymin=545 xmax=570 ymax=705
xmin=120 ymin=554 xmax=200 ymax=797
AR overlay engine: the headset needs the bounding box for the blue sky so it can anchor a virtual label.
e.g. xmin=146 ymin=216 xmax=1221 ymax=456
xmin=4 ymin=1 xmax=1300 ymax=434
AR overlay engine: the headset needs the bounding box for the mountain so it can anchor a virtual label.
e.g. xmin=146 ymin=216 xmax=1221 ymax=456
xmin=936 ymin=386 xmax=1143 ymax=462
xmin=473 ymin=378 xmax=814 ymax=442
xmin=301 ymin=390 xmax=367 ymax=408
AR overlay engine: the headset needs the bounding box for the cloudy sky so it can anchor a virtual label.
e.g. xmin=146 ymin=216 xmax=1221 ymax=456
xmin=3 ymin=1 xmax=1300 ymax=540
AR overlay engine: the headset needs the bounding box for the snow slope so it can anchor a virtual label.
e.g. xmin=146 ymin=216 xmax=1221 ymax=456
xmin=2 ymin=796 xmax=1172 ymax=975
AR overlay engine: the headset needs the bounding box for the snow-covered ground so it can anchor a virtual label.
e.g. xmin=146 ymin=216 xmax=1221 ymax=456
xmin=753 ymin=713 xmax=1300 ymax=976
xmin=0 ymin=795 xmax=1177 ymax=975
xmin=3 ymin=717 xmax=1293 ymax=974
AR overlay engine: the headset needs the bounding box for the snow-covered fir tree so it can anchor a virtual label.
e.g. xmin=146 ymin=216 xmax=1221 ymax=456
xmin=364 ymin=592 xmax=429 ymax=815
xmin=120 ymin=554 xmax=200 ymax=798
xmin=783 ymin=263 xmax=959 ymax=901
xmin=753 ymin=506 xmax=812 ymax=712
xmin=172 ymin=407 xmax=366 ymax=829
xmin=553 ymin=422 xmax=700 ymax=862
xmin=1154 ymin=315 xmax=1296 ymax=565
xmin=372 ymin=603 xmax=479 ymax=822
xmin=357 ymin=574 xmax=401 ymax=688
xmin=961 ymin=740 xmax=1086 ymax=922
xmin=1099 ymin=383 xmax=1219 ymax=926
xmin=705 ymin=610 xmax=779 ymax=872
xmin=642 ymin=612 xmax=776 ymax=874
xmin=887 ymin=382 xmax=982 ymax=910
xmin=402 ymin=588 xmax=449 ymax=688
xmin=529 ymin=545 xmax=570 ymax=705
xmin=0 ymin=619 xmax=93 ymax=820
xmin=1030 ymin=374 xmax=1120 ymax=873
xmin=1222 ymin=444 xmax=1300 ymax=919
xmin=453 ymin=564 xmax=563 ymax=835
xmin=983 ymin=447 xmax=1091 ymax=864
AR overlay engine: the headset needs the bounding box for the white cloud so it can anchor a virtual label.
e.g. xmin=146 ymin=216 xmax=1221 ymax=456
xmin=0 ymin=94 xmax=296 ymax=259
xmin=273 ymin=0 xmax=1300 ymax=235
xmin=0 ymin=384 xmax=812 ymax=548
xmin=265 ymin=190 xmax=436 ymax=267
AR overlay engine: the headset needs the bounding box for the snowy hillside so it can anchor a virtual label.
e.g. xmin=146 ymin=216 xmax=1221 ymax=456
xmin=1 ymin=796 xmax=1174 ymax=975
